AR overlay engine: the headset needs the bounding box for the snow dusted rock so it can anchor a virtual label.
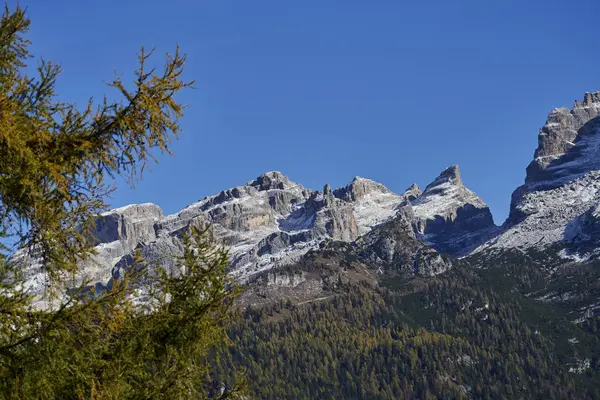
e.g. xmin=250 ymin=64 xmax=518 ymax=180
xmin=333 ymin=176 xmax=393 ymax=202
xmin=487 ymin=172 xmax=600 ymax=253
xmin=411 ymin=165 xmax=496 ymax=255
xmin=315 ymin=186 xmax=359 ymax=240
xmin=477 ymin=92 xmax=600 ymax=259
xmin=229 ymin=191 xmax=357 ymax=278
xmin=230 ymin=178 xmax=405 ymax=277
xmin=562 ymin=201 xmax=600 ymax=258
xmin=130 ymin=171 xmax=316 ymax=279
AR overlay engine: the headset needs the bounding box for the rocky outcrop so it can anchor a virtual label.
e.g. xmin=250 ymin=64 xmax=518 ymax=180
xmin=355 ymin=217 xmax=452 ymax=276
xmin=313 ymin=186 xmax=359 ymax=241
xmin=411 ymin=165 xmax=496 ymax=255
xmin=333 ymin=176 xmax=393 ymax=202
xmin=565 ymin=202 xmax=600 ymax=250
xmin=93 ymin=203 xmax=163 ymax=247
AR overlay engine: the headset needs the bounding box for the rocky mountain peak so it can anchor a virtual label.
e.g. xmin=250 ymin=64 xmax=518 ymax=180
xmin=480 ymin=92 xmax=600 ymax=257
xmin=424 ymin=165 xmax=463 ymax=193
xmin=411 ymin=165 xmax=495 ymax=255
xmin=327 ymin=177 xmax=403 ymax=236
xmin=333 ymin=176 xmax=392 ymax=202
xmin=248 ymin=171 xmax=293 ymax=191
xmin=575 ymin=91 xmax=600 ymax=109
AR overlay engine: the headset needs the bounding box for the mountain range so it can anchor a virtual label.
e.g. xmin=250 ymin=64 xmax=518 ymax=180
xmin=17 ymin=90 xmax=600 ymax=398
xmin=32 ymin=91 xmax=596 ymax=292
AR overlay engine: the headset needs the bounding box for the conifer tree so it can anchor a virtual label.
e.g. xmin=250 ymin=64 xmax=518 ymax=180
xmin=0 ymin=5 xmax=244 ymax=399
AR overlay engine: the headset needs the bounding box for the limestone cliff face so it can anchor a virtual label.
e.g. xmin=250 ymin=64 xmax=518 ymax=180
xmin=402 ymin=184 xmax=422 ymax=202
xmin=93 ymin=203 xmax=163 ymax=252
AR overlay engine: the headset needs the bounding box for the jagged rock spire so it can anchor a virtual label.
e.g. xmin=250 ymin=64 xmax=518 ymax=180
xmin=402 ymin=184 xmax=422 ymax=202
xmin=486 ymin=91 xmax=600 ymax=257
xmin=422 ymin=165 xmax=463 ymax=194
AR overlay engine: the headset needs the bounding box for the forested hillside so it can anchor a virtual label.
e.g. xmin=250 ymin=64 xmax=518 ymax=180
xmin=213 ymin=253 xmax=600 ymax=399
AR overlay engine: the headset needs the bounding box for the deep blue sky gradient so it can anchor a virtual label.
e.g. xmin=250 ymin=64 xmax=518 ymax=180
xmin=13 ymin=0 xmax=600 ymax=223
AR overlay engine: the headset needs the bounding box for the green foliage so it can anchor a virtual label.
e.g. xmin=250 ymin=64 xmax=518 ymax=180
xmin=214 ymin=262 xmax=600 ymax=399
xmin=0 ymin=5 xmax=245 ymax=399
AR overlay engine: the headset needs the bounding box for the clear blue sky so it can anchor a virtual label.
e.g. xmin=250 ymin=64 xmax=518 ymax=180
xmin=14 ymin=0 xmax=600 ymax=223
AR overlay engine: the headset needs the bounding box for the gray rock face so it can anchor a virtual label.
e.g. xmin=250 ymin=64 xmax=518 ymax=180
xmin=93 ymin=203 xmax=163 ymax=249
xmin=332 ymin=177 xmax=406 ymax=235
xmin=333 ymin=176 xmax=393 ymax=202
xmin=525 ymin=92 xmax=600 ymax=187
xmin=411 ymin=165 xmax=496 ymax=255
xmin=508 ymin=93 xmax=600 ymax=226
